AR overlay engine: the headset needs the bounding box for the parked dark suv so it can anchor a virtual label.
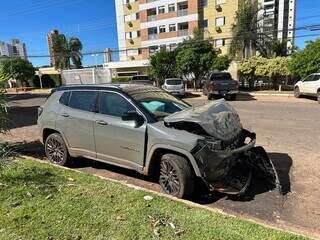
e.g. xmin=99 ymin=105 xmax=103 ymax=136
xmin=202 ymin=72 xmax=239 ymax=100
xmin=38 ymin=84 xmax=277 ymax=199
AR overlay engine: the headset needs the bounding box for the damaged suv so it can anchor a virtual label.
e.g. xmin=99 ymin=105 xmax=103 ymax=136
xmin=38 ymin=84 xmax=278 ymax=199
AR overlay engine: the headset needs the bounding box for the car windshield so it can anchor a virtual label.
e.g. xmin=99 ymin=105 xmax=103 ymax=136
xmin=132 ymin=76 xmax=149 ymax=81
xmin=166 ymin=79 xmax=182 ymax=85
xmin=210 ymin=73 xmax=232 ymax=81
xmin=131 ymin=90 xmax=189 ymax=120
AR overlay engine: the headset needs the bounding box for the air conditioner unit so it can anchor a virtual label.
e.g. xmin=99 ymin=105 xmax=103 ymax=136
xmin=215 ymin=26 xmax=222 ymax=32
xmin=129 ymin=39 xmax=134 ymax=44
xmin=215 ymin=4 xmax=222 ymax=10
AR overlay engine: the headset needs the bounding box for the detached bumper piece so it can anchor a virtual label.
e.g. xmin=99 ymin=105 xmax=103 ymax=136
xmin=193 ymin=130 xmax=279 ymax=195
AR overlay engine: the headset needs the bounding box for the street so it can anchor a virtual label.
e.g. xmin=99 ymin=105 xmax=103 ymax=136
xmin=1 ymin=93 xmax=320 ymax=237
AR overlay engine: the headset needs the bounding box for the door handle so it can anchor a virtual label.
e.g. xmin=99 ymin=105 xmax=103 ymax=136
xmin=96 ymin=120 xmax=108 ymax=126
xmin=61 ymin=112 xmax=69 ymax=117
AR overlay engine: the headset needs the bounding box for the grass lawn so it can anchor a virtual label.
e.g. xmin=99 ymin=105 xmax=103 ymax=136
xmin=0 ymin=159 xmax=307 ymax=240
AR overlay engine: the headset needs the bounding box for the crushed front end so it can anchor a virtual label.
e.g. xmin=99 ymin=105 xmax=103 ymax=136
xmin=164 ymin=99 xmax=279 ymax=196
xmin=192 ymin=129 xmax=279 ymax=195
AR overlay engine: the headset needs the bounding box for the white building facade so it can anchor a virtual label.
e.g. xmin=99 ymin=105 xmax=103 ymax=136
xmin=0 ymin=39 xmax=28 ymax=60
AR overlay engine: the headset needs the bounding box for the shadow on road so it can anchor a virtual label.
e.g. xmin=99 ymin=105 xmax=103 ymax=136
xmin=19 ymin=140 xmax=292 ymax=205
xmin=6 ymin=93 xmax=49 ymax=101
xmin=8 ymin=106 xmax=39 ymax=129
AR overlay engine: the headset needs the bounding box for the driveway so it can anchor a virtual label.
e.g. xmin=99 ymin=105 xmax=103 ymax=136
xmin=2 ymin=92 xmax=320 ymax=238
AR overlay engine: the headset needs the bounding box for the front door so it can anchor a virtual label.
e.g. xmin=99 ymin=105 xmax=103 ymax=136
xmin=93 ymin=91 xmax=146 ymax=169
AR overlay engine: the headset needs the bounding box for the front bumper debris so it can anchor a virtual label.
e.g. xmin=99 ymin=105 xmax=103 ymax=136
xmin=192 ymin=129 xmax=279 ymax=195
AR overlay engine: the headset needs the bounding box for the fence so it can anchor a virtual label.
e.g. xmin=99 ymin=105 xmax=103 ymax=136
xmin=61 ymin=68 xmax=111 ymax=85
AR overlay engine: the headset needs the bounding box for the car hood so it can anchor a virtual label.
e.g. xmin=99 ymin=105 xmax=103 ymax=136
xmin=164 ymin=99 xmax=242 ymax=141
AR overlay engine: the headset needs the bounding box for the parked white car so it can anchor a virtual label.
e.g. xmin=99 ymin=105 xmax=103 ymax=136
xmin=162 ymin=78 xmax=185 ymax=97
xmin=294 ymin=73 xmax=320 ymax=103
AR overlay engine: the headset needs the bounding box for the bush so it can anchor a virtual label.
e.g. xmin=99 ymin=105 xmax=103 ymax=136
xmin=112 ymin=77 xmax=131 ymax=83
xmin=29 ymin=74 xmax=62 ymax=88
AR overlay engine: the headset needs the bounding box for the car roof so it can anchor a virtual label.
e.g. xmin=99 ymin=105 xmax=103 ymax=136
xmin=54 ymin=84 xmax=161 ymax=95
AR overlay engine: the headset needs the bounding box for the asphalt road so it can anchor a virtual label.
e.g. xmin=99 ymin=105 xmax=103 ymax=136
xmin=1 ymin=93 xmax=320 ymax=238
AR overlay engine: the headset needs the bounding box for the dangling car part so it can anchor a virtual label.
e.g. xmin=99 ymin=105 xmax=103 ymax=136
xmin=164 ymin=100 xmax=279 ymax=195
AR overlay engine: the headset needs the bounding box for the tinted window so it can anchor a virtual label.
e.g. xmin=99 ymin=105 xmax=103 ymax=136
xmin=303 ymin=75 xmax=314 ymax=82
xmin=59 ymin=92 xmax=70 ymax=106
xmin=166 ymin=79 xmax=182 ymax=85
xmin=210 ymin=73 xmax=232 ymax=81
xmin=69 ymin=91 xmax=98 ymax=112
xmin=99 ymin=92 xmax=135 ymax=117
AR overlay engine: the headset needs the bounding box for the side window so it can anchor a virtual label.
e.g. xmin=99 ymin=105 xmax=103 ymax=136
xmin=59 ymin=92 xmax=70 ymax=106
xmin=304 ymin=75 xmax=314 ymax=82
xmin=99 ymin=92 xmax=135 ymax=117
xmin=69 ymin=91 xmax=98 ymax=112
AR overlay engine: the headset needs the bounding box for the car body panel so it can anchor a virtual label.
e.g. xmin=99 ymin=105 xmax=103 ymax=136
xmin=202 ymin=72 xmax=239 ymax=97
xmin=295 ymin=73 xmax=320 ymax=96
xmin=162 ymin=78 xmax=185 ymax=96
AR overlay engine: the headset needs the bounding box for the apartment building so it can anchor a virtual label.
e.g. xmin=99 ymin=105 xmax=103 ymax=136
xmin=0 ymin=39 xmax=28 ymax=60
xmin=110 ymin=0 xmax=295 ymax=77
xmin=115 ymin=0 xmax=239 ymax=62
xmin=258 ymin=0 xmax=296 ymax=49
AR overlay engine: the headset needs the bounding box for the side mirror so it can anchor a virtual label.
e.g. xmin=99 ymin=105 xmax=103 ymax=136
xmin=122 ymin=110 xmax=145 ymax=127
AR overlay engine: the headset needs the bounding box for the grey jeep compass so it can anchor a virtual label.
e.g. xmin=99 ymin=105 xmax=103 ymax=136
xmin=38 ymin=84 xmax=278 ymax=199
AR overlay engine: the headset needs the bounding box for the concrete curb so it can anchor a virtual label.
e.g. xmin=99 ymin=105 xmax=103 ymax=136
xmin=239 ymin=92 xmax=294 ymax=97
xmin=21 ymin=156 xmax=314 ymax=239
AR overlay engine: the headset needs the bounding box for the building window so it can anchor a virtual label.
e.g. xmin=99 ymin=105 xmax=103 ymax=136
xmin=169 ymin=24 xmax=176 ymax=32
xmin=136 ymin=12 xmax=140 ymax=19
xmin=125 ymin=32 xmax=132 ymax=39
xmin=201 ymin=19 xmax=208 ymax=28
xmin=137 ymin=30 xmax=141 ymax=37
xmin=215 ymin=39 xmax=225 ymax=47
xmin=149 ymin=46 xmax=159 ymax=54
xmin=158 ymin=5 xmax=165 ymax=14
xmin=160 ymin=45 xmax=166 ymax=51
xmin=159 ymin=25 xmax=166 ymax=33
xmin=169 ymin=43 xmax=177 ymax=51
xmin=168 ymin=4 xmax=175 ymax=12
xmin=215 ymin=17 xmax=225 ymax=27
xmin=200 ymin=0 xmax=208 ymax=7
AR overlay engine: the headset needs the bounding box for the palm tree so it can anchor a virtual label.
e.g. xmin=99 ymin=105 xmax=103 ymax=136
xmin=265 ymin=40 xmax=288 ymax=58
xmin=229 ymin=0 xmax=259 ymax=60
xmin=52 ymin=34 xmax=83 ymax=70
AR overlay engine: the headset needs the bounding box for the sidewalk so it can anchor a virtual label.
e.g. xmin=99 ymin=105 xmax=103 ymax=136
xmin=186 ymin=89 xmax=294 ymax=97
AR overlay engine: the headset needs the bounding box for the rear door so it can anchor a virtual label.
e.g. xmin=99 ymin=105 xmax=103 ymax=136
xmin=300 ymin=75 xmax=314 ymax=93
xmin=56 ymin=90 xmax=98 ymax=158
xmin=93 ymin=91 xmax=146 ymax=169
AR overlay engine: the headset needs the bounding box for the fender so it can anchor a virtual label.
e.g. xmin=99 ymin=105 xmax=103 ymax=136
xmin=144 ymin=143 xmax=202 ymax=177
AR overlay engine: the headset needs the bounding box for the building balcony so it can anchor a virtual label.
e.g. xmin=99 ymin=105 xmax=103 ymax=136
xmin=178 ymin=29 xmax=189 ymax=37
xmin=148 ymin=34 xmax=158 ymax=40
xmin=147 ymin=15 xmax=157 ymax=22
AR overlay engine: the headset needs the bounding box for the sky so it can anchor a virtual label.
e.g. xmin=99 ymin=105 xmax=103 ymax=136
xmin=0 ymin=0 xmax=319 ymax=67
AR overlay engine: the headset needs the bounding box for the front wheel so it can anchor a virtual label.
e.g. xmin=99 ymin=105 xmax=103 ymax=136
xmin=294 ymin=87 xmax=301 ymax=98
xmin=159 ymin=154 xmax=194 ymax=199
xmin=45 ymin=133 xmax=70 ymax=166
xmin=318 ymin=92 xmax=320 ymax=104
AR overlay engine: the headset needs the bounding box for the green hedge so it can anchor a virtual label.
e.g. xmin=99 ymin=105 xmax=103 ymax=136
xmin=29 ymin=74 xmax=62 ymax=88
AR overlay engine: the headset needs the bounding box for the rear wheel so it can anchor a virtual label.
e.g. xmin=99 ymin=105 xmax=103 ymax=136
xmin=159 ymin=154 xmax=194 ymax=199
xmin=207 ymin=93 xmax=212 ymax=100
xmin=294 ymin=87 xmax=301 ymax=98
xmin=318 ymin=91 xmax=320 ymax=104
xmin=45 ymin=133 xmax=70 ymax=166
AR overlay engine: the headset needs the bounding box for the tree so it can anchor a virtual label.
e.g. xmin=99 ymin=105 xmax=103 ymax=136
xmin=0 ymin=74 xmax=10 ymax=134
xmin=213 ymin=55 xmax=231 ymax=71
xmin=265 ymin=40 xmax=288 ymax=58
xmin=288 ymin=39 xmax=320 ymax=79
xmin=150 ymin=50 xmax=177 ymax=86
xmin=229 ymin=0 xmax=259 ymax=59
xmin=256 ymin=57 xmax=290 ymax=89
xmin=239 ymin=56 xmax=267 ymax=88
xmin=52 ymin=34 xmax=83 ymax=70
xmin=0 ymin=58 xmax=34 ymax=87
xmin=175 ymin=28 xmax=217 ymax=88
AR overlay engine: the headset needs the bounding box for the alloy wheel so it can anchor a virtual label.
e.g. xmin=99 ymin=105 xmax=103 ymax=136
xmin=46 ymin=137 xmax=65 ymax=164
xmin=159 ymin=160 xmax=180 ymax=195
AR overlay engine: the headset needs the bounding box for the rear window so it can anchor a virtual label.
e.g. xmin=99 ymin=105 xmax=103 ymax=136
xmin=132 ymin=75 xmax=149 ymax=81
xmin=166 ymin=79 xmax=182 ymax=85
xmin=210 ymin=73 xmax=232 ymax=81
xmin=69 ymin=91 xmax=98 ymax=112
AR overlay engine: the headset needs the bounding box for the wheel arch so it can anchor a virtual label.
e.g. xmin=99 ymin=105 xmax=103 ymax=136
xmin=144 ymin=144 xmax=202 ymax=178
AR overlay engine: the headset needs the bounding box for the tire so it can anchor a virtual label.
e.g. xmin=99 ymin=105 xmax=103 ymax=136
xmin=45 ymin=133 xmax=70 ymax=166
xmin=159 ymin=154 xmax=194 ymax=199
xmin=318 ymin=92 xmax=320 ymax=104
xmin=294 ymin=87 xmax=301 ymax=98
xmin=229 ymin=94 xmax=237 ymax=101
xmin=207 ymin=93 xmax=212 ymax=100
